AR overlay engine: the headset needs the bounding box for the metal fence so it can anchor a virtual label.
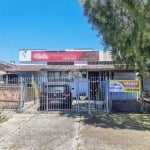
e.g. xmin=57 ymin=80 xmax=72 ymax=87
xmin=1 ymin=76 xmax=149 ymax=113
xmin=0 ymin=77 xmax=109 ymax=113
xmin=0 ymin=82 xmax=20 ymax=109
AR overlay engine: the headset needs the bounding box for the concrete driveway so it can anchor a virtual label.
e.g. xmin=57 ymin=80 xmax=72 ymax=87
xmin=0 ymin=111 xmax=150 ymax=150
xmin=0 ymin=112 xmax=78 ymax=150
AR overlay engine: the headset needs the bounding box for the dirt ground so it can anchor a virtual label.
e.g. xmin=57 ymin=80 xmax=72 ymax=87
xmin=0 ymin=111 xmax=150 ymax=150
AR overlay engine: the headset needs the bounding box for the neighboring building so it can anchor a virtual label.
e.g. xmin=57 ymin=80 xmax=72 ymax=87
xmin=0 ymin=60 xmax=15 ymax=74
xmin=0 ymin=60 xmax=16 ymax=83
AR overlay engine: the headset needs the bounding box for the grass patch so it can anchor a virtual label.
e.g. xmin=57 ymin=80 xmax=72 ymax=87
xmin=82 ymin=113 xmax=150 ymax=131
xmin=0 ymin=110 xmax=8 ymax=123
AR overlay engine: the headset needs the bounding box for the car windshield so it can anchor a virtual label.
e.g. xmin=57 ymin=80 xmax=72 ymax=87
xmin=44 ymin=85 xmax=65 ymax=93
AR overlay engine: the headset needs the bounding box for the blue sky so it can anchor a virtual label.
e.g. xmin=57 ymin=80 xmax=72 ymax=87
xmin=0 ymin=0 xmax=103 ymax=64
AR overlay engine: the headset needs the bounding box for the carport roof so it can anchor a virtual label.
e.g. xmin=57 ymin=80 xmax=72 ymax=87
xmin=6 ymin=65 xmax=44 ymax=72
xmin=5 ymin=64 xmax=135 ymax=73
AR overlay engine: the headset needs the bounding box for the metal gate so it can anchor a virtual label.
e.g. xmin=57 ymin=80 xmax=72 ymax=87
xmin=19 ymin=77 xmax=110 ymax=113
xmin=74 ymin=77 xmax=109 ymax=113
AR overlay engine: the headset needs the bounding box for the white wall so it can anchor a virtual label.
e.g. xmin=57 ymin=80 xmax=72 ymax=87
xmin=99 ymin=50 xmax=113 ymax=61
xmin=19 ymin=50 xmax=31 ymax=62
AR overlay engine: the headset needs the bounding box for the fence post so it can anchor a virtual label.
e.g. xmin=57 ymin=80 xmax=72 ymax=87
xmin=76 ymin=78 xmax=80 ymax=113
xmin=105 ymin=76 xmax=109 ymax=114
xmin=46 ymin=85 xmax=48 ymax=113
xmin=19 ymin=77 xmax=24 ymax=109
xmin=88 ymin=80 xmax=91 ymax=114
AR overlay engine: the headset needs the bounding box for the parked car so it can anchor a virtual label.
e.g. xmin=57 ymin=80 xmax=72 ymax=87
xmin=39 ymin=82 xmax=73 ymax=110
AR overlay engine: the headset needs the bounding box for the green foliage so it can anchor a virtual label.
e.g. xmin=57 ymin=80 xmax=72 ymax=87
xmin=81 ymin=0 xmax=150 ymax=75
xmin=0 ymin=110 xmax=5 ymax=123
xmin=31 ymin=80 xmax=39 ymax=100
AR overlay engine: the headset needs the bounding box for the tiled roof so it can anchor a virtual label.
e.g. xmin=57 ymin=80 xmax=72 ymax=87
xmin=45 ymin=64 xmax=115 ymax=70
xmin=0 ymin=61 xmax=15 ymax=71
xmin=5 ymin=64 xmax=135 ymax=72
xmin=5 ymin=65 xmax=44 ymax=72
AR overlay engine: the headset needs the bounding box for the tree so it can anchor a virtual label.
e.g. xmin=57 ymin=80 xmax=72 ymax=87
xmin=80 ymin=0 xmax=150 ymax=76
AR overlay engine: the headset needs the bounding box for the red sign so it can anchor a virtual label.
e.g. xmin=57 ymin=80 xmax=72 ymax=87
xmin=121 ymin=81 xmax=139 ymax=88
xmin=109 ymin=80 xmax=141 ymax=92
xmin=31 ymin=51 xmax=99 ymax=62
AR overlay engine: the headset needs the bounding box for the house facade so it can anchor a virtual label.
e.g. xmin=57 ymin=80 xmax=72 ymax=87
xmin=5 ymin=49 xmax=147 ymax=112
xmin=11 ymin=48 xmax=137 ymax=80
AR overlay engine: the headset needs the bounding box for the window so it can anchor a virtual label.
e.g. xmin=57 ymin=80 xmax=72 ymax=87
xmin=48 ymin=71 xmax=71 ymax=81
xmin=45 ymin=85 xmax=65 ymax=93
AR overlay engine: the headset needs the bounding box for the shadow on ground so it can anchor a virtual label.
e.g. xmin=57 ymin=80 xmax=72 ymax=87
xmin=58 ymin=111 xmax=150 ymax=131
xmin=48 ymin=102 xmax=150 ymax=131
xmin=3 ymin=100 xmax=150 ymax=131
